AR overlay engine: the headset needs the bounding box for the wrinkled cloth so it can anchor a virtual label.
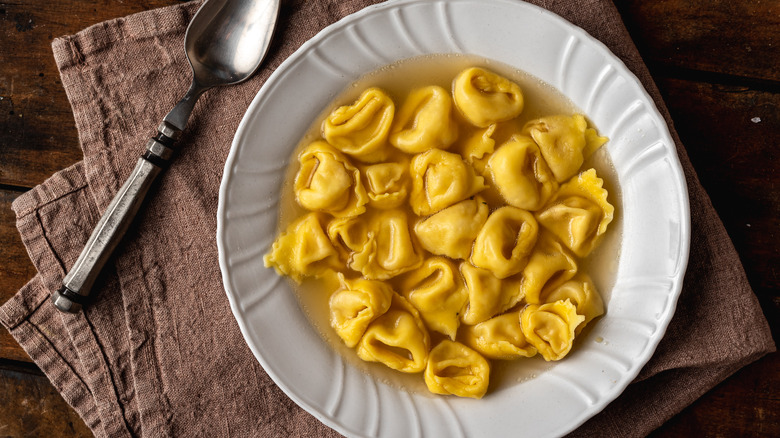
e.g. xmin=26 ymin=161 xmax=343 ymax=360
xmin=1 ymin=0 xmax=774 ymax=436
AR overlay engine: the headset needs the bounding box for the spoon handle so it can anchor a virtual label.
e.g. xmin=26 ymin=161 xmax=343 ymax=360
xmin=51 ymin=122 xmax=182 ymax=313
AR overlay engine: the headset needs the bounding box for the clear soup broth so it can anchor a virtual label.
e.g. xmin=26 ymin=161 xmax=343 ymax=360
xmin=275 ymin=53 xmax=622 ymax=394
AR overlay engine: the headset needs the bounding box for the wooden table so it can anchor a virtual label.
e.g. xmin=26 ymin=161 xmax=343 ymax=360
xmin=1 ymin=0 xmax=777 ymax=436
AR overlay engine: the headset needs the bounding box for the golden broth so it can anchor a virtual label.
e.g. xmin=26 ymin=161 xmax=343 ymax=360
xmin=275 ymin=53 xmax=622 ymax=393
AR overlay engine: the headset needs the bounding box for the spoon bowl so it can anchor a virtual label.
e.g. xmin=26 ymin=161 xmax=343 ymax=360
xmin=187 ymin=0 xmax=280 ymax=88
xmin=166 ymin=0 xmax=281 ymax=129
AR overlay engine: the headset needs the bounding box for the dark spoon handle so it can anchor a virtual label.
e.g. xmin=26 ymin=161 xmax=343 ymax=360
xmin=51 ymin=122 xmax=181 ymax=312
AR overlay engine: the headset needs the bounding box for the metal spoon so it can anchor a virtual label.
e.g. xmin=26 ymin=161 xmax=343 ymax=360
xmin=52 ymin=0 xmax=281 ymax=312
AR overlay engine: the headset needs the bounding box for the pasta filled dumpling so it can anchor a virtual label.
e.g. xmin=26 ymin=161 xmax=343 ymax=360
xmin=470 ymin=206 xmax=539 ymax=279
xmin=409 ymin=149 xmax=487 ymax=216
xmin=460 ymin=124 xmax=497 ymax=164
xmin=389 ymin=86 xmax=459 ymax=153
xmin=398 ymin=257 xmax=468 ymax=340
xmin=489 ymin=135 xmax=558 ymax=211
xmin=329 ymin=274 xmax=394 ymax=348
xmin=424 ymin=340 xmax=490 ymax=399
xmin=521 ymin=299 xmax=585 ymax=361
xmin=332 ymin=209 xmax=424 ymax=280
xmin=523 ymin=114 xmax=608 ymax=182
xmin=543 ymin=273 xmax=604 ymax=335
xmin=461 ymin=311 xmax=537 ymax=360
xmin=294 ymin=141 xmax=368 ymax=217
xmin=362 ymin=161 xmax=409 ymax=209
xmin=264 ymin=212 xmax=342 ymax=283
xmin=453 ymin=67 xmax=524 ymax=127
xmin=521 ymin=233 xmax=578 ymax=304
xmin=327 ymin=215 xmax=370 ymax=264
xmin=536 ymin=169 xmax=614 ymax=257
xmin=459 ymin=262 xmax=524 ymax=325
xmin=357 ymin=294 xmax=430 ymax=373
xmin=323 ymin=87 xmax=395 ymax=163
xmin=414 ymin=196 xmax=489 ymax=260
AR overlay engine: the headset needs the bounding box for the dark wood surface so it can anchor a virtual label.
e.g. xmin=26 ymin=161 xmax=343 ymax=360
xmin=1 ymin=0 xmax=777 ymax=436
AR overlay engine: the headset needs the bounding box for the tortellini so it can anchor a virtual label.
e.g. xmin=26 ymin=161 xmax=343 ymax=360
xmin=460 ymin=124 xmax=497 ymax=164
xmin=409 ymin=149 xmax=487 ymax=216
xmin=361 ymin=161 xmax=410 ymax=209
xmin=542 ymin=273 xmax=604 ymax=335
xmin=329 ymin=275 xmax=394 ymax=347
xmin=329 ymin=209 xmax=424 ymax=280
xmin=263 ymin=212 xmax=341 ymax=283
xmin=521 ymin=299 xmax=585 ymax=361
xmin=461 ymin=311 xmax=537 ymax=360
xmin=460 ymin=262 xmax=524 ymax=325
xmin=294 ymin=141 xmax=368 ymax=217
xmin=523 ymin=114 xmax=608 ymax=182
xmin=453 ymin=67 xmax=524 ymax=127
xmin=489 ymin=135 xmax=558 ymax=211
xmin=413 ymin=196 xmax=489 ymax=260
xmin=424 ymin=340 xmax=490 ymax=399
xmin=521 ymin=232 xmax=578 ymax=304
xmin=323 ymin=87 xmax=395 ymax=162
xmin=389 ymin=86 xmax=459 ymax=153
xmin=327 ymin=214 xmax=370 ymax=263
xmin=397 ymin=257 xmax=468 ymax=340
xmin=357 ymin=294 xmax=430 ymax=373
xmin=536 ymin=169 xmax=614 ymax=257
xmin=266 ymin=63 xmax=617 ymax=399
xmin=470 ymin=206 xmax=539 ymax=279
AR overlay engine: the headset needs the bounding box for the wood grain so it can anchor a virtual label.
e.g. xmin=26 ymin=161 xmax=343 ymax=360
xmin=616 ymin=0 xmax=780 ymax=83
xmin=0 ymin=0 xmax=181 ymax=188
xmin=658 ymin=77 xmax=780 ymax=325
xmin=0 ymin=363 xmax=91 ymax=437
xmin=649 ymin=77 xmax=780 ymax=438
xmin=650 ymin=353 xmax=780 ymax=437
xmin=0 ymin=189 xmax=35 ymax=363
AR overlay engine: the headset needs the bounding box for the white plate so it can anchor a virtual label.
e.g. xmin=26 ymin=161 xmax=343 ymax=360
xmin=216 ymin=0 xmax=691 ymax=436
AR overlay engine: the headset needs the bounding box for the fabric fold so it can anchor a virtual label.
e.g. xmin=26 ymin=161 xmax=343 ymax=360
xmin=1 ymin=0 xmax=774 ymax=437
xmin=0 ymin=275 xmax=104 ymax=434
xmin=7 ymin=161 xmax=141 ymax=438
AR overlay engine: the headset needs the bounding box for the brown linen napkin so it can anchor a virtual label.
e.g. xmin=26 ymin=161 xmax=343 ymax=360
xmin=1 ymin=0 xmax=774 ymax=436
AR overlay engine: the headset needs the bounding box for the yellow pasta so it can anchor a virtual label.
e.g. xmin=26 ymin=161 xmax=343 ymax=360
xmin=521 ymin=299 xmax=585 ymax=361
xmin=460 ymin=124 xmax=497 ymax=164
xmin=520 ymin=232 xmax=578 ymax=304
xmin=424 ymin=340 xmax=490 ymax=399
xmin=409 ymin=148 xmax=487 ymax=216
xmin=329 ymin=209 xmax=424 ymax=280
xmin=459 ymin=262 xmax=524 ymax=325
xmin=323 ymin=87 xmax=395 ymax=162
xmin=329 ymin=274 xmax=394 ymax=348
xmin=470 ymin=206 xmax=539 ymax=279
xmin=453 ymin=67 xmax=524 ymax=127
xmin=361 ymin=160 xmax=410 ymax=209
xmin=461 ymin=311 xmax=537 ymax=360
xmin=489 ymin=135 xmax=558 ymax=211
xmin=357 ymin=294 xmax=430 ymax=373
xmin=397 ymin=257 xmax=468 ymax=340
xmin=536 ymin=168 xmax=614 ymax=257
xmin=542 ymin=273 xmax=604 ymax=335
xmin=389 ymin=85 xmax=459 ymax=153
xmin=264 ymin=212 xmax=342 ymax=283
xmin=327 ymin=214 xmax=370 ymax=264
xmin=294 ymin=141 xmax=368 ymax=217
xmin=413 ymin=196 xmax=489 ymax=260
xmin=522 ymin=114 xmax=607 ymax=182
